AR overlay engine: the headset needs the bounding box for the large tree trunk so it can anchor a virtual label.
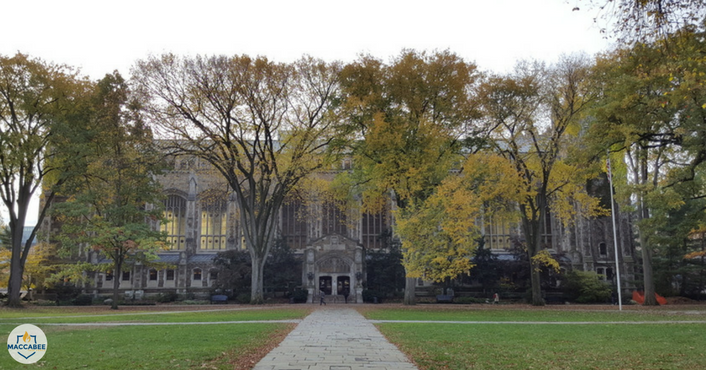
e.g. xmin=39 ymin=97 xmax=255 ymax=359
xmin=6 ymin=210 xmax=30 ymax=308
xmin=522 ymin=199 xmax=546 ymax=306
xmin=6 ymin=255 xmax=25 ymax=308
xmin=250 ymin=254 xmax=266 ymax=304
xmin=637 ymin=151 xmax=658 ymax=306
xmin=403 ymin=276 xmax=416 ymax=305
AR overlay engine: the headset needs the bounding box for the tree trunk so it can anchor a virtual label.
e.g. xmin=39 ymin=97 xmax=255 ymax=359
xmin=6 ymin=217 xmax=29 ymax=308
xmin=250 ymin=254 xmax=266 ymax=304
xmin=640 ymin=238 xmax=658 ymax=305
xmin=111 ymin=265 xmax=121 ymax=310
xmin=530 ymin=266 xmax=544 ymax=306
xmin=522 ymin=200 xmax=546 ymax=307
xmin=637 ymin=150 xmax=657 ymax=306
xmin=403 ymin=276 xmax=416 ymax=305
xmin=6 ymin=256 xmax=25 ymax=308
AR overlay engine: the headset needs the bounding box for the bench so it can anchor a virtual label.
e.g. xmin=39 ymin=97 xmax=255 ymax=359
xmin=211 ymin=295 xmax=228 ymax=304
xmin=436 ymin=295 xmax=454 ymax=303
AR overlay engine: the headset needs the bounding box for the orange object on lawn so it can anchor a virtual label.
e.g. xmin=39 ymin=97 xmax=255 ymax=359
xmin=632 ymin=291 xmax=667 ymax=305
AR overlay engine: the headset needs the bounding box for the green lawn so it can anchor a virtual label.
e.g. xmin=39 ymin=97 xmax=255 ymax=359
xmin=362 ymin=306 xmax=706 ymax=322
xmin=0 ymin=307 xmax=309 ymax=324
xmin=362 ymin=307 xmax=706 ymax=370
xmin=0 ymin=307 xmax=307 ymax=369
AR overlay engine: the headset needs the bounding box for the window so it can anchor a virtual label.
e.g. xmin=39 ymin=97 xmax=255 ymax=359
xmin=162 ymin=195 xmax=187 ymax=250
xmin=122 ymin=271 xmax=131 ymax=281
xmin=606 ymin=268 xmax=614 ymax=281
xmin=199 ymin=191 xmax=227 ymax=250
xmin=105 ymin=271 xmax=113 ymax=281
xmin=166 ymin=269 xmax=175 ymax=281
xmin=599 ymin=242 xmax=607 ymax=256
xmin=281 ymin=196 xmax=307 ymax=249
xmin=149 ymin=269 xmax=158 ymax=281
xmin=362 ymin=210 xmax=387 ymax=249
xmin=596 ymin=268 xmax=605 ymax=280
xmin=209 ymin=271 xmax=218 ymax=280
xmin=193 ymin=268 xmax=202 ymax=281
xmin=485 ymin=216 xmax=514 ymax=250
xmin=322 ymin=201 xmax=347 ymax=236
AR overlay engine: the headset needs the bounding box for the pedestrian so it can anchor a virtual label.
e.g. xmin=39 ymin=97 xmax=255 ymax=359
xmin=319 ymin=289 xmax=326 ymax=305
xmin=493 ymin=292 xmax=499 ymax=304
xmin=343 ymin=289 xmax=349 ymax=303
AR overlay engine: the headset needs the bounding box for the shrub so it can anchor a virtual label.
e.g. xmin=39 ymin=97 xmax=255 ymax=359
xmin=120 ymin=300 xmax=157 ymax=306
xmin=453 ymin=297 xmax=487 ymax=304
xmin=362 ymin=290 xmax=381 ymax=303
xmin=235 ymin=293 xmax=251 ymax=304
xmin=563 ymin=270 xmax=612 ymax=303
xmin=156 ymin=292 xmax=179 ymax=303
xmin=291 ymin=289 xmax=308 ymax=303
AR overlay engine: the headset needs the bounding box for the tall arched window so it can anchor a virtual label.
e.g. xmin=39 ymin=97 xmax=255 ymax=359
xmin=281 ymin=197 xmax=306 ymax=249
xmin=362 ymin=210 xmax=387 ymax=249
xmin=162 ymin=195 xmax=187 ymax=250
xmin=200 ymin=191 xmax=227 ymax=250
xmin=323 ymin=201 xmax=347 ymax=236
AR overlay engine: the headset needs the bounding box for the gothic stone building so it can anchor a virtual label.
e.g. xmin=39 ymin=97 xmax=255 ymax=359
xmin=75 ymin=155 xmax=635 ymax=302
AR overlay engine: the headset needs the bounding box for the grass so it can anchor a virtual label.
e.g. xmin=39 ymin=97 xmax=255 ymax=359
xmin=361 ymin=306 xmax=706 ymax=322
xmin=0 ymin=306 xmax=310 ymax=324
xmin=361 ymin=306 xmax=706 ymax=370
xmin=0 ymin=323 xmax=291 ymax=370
xmin=0 ymin=306 xmax=308 ymax=369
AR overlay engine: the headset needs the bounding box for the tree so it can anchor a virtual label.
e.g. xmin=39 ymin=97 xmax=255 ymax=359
xmin=0 ymin=53 xmax=90 ymax=307
xmin=577 ymin=0 xmax=706 ymax=43
xmin=364 ymin=233 xmax=406 ymax=299
xmin=470 ymin=238 xmax=501 ymax=294
xmin=52 ymin=72 xmax=166 ymax=309
xmin=339 ymin=50 xmax=479 ymax=304
xmin=212 ymin=238 xmax=301 ymax=300
xmin=396 ymin=152 xmax=526 ymax=285
xmin=590 ymin=28 xmax=706 ymax=303
xmin=133 ymin=55 xmax=346 ymax=304
xmin=478 ymin=57 xmax=603 ymax=305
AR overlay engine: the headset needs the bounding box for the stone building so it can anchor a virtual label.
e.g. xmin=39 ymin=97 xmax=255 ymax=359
xmin=71 ymin=154 xmax=635 ymax=301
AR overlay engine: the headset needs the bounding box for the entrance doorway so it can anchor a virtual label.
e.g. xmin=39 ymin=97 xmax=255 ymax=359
xmin=337 ymin=276 xmax=350 ymax=295
xmin=319 ymin=276 xmax=332 ymax=295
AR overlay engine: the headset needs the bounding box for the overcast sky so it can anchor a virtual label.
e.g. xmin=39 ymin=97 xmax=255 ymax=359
xmin=2 ymin=0 xmax=613 ymax=79
xmin=2 ymin=0 xmax=613 ymax=225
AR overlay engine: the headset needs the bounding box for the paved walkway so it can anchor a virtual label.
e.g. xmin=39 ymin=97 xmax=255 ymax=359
xmin=253 ymin=307 xmax=418 ymax=370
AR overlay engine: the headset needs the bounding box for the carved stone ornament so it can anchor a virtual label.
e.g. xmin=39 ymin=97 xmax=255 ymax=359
xmin=317 ymin=257 xmax=350 ymax=273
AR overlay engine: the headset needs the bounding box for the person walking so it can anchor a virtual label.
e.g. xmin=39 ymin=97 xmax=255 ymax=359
xmin=493 ymin=292 xmax=499 ymax=304
xmin=319 ymin=289 xmax=326 ymax=305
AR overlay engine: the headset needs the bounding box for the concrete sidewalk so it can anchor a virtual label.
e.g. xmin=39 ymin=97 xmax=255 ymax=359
xmin=253 ymin=307 xmax=418 ymax=370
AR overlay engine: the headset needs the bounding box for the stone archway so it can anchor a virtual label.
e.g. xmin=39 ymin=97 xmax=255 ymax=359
xmin=303 ymin=234 xmax=363 ymax=303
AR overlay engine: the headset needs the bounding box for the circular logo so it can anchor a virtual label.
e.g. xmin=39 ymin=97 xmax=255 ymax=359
xmin=6 ymin=324 xmax=48 ymax=364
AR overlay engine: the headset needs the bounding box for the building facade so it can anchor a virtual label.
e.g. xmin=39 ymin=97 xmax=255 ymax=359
xmin=67 ymin=155 xmax=635 ymax=301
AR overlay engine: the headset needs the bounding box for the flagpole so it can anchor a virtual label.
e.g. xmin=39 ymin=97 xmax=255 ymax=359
xmin=607 ymin=150 xmax=623 ymax=311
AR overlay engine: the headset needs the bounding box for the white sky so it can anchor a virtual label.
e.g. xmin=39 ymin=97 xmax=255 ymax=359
xmin=1 ymin=0 xmax=612 ymax=225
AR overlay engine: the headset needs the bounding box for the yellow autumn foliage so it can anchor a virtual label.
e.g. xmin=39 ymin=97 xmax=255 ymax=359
xmin=397 ymin=152 xmax=528 ymax=282
xmin=531 ymin=249 xmax=561 ymax=273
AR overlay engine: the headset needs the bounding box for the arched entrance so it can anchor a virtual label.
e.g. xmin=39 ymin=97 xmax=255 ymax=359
xmin=303 ymin=234 xmax=363 ymax=303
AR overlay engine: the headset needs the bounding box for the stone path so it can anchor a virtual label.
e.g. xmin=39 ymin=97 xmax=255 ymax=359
xmin=253 ymin=307 xmax=418 ymax=370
